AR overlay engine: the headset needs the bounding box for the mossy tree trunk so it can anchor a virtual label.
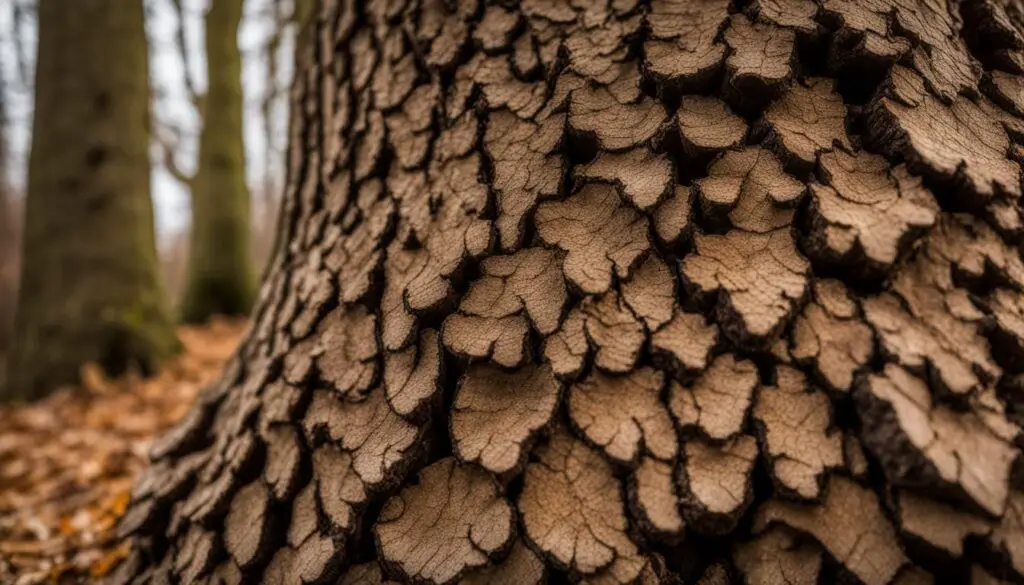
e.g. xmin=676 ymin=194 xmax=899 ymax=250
xmin=179 ymin=0 xmax=256 ymax=324
xmin=294 ymin=0 xmax=316 ymax=25
xmin=115 ymin=1 xmax=1024 ymax=584
xmin=5 ymin=0 xmax=178 ymax=403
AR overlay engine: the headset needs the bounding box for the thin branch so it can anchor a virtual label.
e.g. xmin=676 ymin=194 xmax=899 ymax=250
xmin=170 ymin=0 xmax=203 ymax=109
xmin=261 ymin=0 xmax=286 ymax=136
xmin=258 ymin=0 xmax=290 ymax=208
xmin=12 ymin=0 xmax=33 ymax=91
xmin=152 ymin=117 xmax=194 ymax=186
xmin=0 ymin=56 xmax=10 ymax=220
xmin=159 ymin=142 xmax=194 ymax=186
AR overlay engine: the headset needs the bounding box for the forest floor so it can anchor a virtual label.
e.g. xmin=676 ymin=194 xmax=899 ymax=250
xmin=0 ymin=318 xmax=247 ymax=584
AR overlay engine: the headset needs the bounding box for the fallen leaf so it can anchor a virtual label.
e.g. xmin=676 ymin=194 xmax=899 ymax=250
xmin=0 ymin=317 xmax=246 ymax=584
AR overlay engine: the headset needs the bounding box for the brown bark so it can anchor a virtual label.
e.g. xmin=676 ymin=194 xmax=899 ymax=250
xmin=114 ymin=1 xmax=1024 ymax=584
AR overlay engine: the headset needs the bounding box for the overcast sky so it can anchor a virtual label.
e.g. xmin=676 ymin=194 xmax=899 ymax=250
xmin=0 ymin=0 xmax=297 ymax=243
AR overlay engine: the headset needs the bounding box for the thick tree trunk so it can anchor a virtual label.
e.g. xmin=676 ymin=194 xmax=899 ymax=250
xmin=5 ymin=0 xmax=178 ymax=402
xmin=180 ymin=0 xmax=256 ymax=324
xmin=114 ymin=0 xmax=1024 ymax=583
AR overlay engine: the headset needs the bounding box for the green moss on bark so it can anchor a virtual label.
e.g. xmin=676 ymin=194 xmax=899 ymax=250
xmin=179 ymin=0 xmax=255 ymax=324
xmin=4 ymin=0 xmax=179 ymax=403
xmin=0 ymin=59 xmax=14 ymax=361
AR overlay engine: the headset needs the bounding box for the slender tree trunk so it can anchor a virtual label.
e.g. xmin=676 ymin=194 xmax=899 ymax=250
xmin=114 ymin=1 xmax=1024 ymax=584
xmin=180 ymin=0 xmax=256 ymax=324
xmin=0 ymin=58 xmax=13 ymax=359
xmin=5 ymin=0 xmax=178 ymax=402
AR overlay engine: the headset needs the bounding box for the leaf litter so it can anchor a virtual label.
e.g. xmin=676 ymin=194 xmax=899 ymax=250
xmin=0 ymin=318 xmax=246 ymax=584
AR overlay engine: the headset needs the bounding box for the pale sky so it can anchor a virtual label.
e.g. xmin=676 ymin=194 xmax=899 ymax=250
xmin=0 ymin=0 xmax=297 ymax=243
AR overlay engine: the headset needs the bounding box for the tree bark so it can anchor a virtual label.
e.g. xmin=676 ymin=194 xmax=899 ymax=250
xmin=114 ymin=0 xmax=1024 ymax=583
xmin=180 ymin=0 xmax=256 ymax=324
xmin=5 ymin=0 xmax=178 ymax=402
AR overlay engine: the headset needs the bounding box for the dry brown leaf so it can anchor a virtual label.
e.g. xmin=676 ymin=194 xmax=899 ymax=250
xmin=0 ymin=318 xmax=245 ymax=584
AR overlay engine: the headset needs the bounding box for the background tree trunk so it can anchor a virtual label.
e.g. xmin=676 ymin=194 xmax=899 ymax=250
xmin=294 ymin=0 xmax=317 ymax=26
xmin=179 ymin=0 xmax=256 ymax=324
xmin=0 ymin=57 xmax=14 ymax=361
xmin=114 ymin=0 xmax=1024 ymax=583
xmin=5 ymin=0 xmax=178 ymax=402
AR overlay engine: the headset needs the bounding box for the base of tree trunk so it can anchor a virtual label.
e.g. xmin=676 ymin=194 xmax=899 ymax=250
xmin=179 ymin=273 xmax=256 ymax=325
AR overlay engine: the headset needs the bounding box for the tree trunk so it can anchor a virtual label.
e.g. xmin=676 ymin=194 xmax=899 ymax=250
xmin=295 ymin=0 xmax=317 ymax=25
xmin=5 ymin=0 xmax=178 ymax=402
xmin=180 ymin=0 xmax=256 ymax=324
xmin=113 ymin=0 xmax=1024 ymax=583
xmin=0 ymin=57 xmax=14 ymax=360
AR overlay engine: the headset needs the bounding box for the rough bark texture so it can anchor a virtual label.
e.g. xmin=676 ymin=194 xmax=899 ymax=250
xmin=6 ymin=0 xmax=178 ymax=402
xmin=180 ymin=0 xmax=257 ymax=324
xmin=116 ymin=0 xmax=1024 ymax=583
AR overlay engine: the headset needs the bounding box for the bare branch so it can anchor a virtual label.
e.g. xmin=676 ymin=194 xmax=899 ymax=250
xmin=160 ymin=144 xmax=194 ymax=186
xmin=152 ymin=117 xmax=194 ymax=186
xmin=258 ymin=0 xmax=290 ymax=207
xmin=0 ymin=56 xmax=10 ymax=218
xmin=12 ymin=0 xmax=34 ymax=90
xmin=170 ymin=0 xmax=203 ymax=108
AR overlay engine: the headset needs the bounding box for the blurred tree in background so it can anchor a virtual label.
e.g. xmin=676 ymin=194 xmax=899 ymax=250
xmin=0 ymin=0 xmax=308 ymax=399
xmin=0 ymin=59 xmax=13 ymax=364
xmin=0 ymin=5 xmax=28 ymax=390
xmin=166 ymin=0 xmax=256 ymax=324
xmin=5 ymin=0 xmax=179 ymax=402
xmin=153 ymin=0 xmax=310 ymax=309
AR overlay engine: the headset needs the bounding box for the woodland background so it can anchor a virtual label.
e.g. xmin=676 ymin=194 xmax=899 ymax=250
xmin=0 ymin=1 xmax=305 ymax=581
xmin=0 ymin=0 xmax=301 ymax=378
